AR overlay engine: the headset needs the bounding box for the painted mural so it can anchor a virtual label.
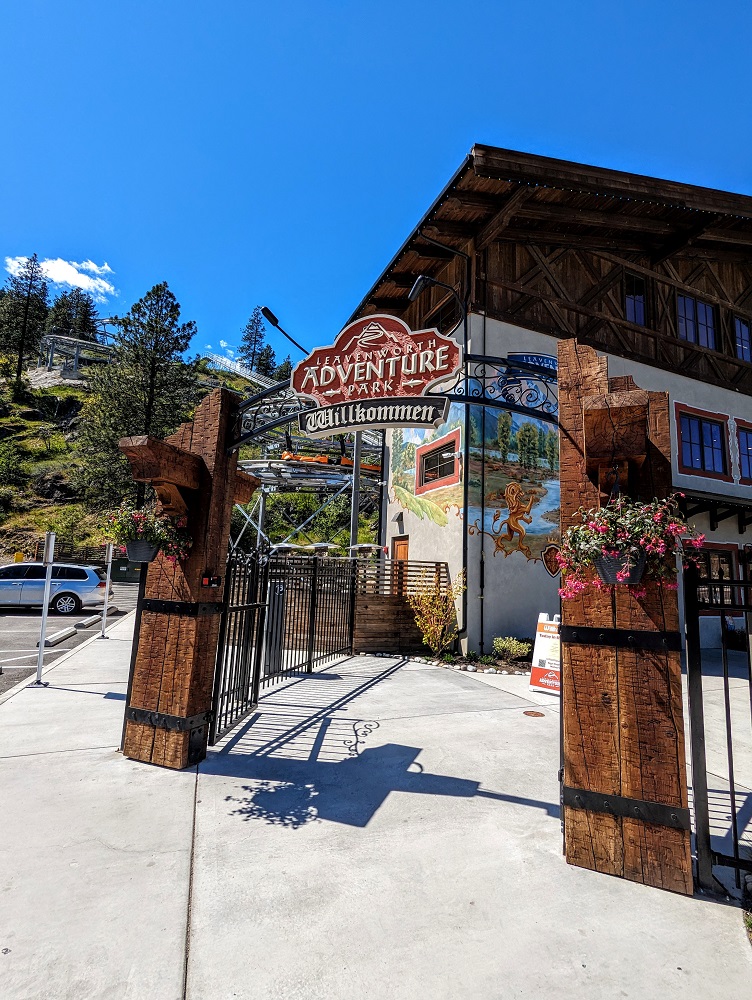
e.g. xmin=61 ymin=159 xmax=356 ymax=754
xmin=390 ymin=402 xmax=465 ymax=527
xmin=467 ymin=405 xmax=560 ymax=565
xmin=389 ymin=350 xmax=561 ymax=568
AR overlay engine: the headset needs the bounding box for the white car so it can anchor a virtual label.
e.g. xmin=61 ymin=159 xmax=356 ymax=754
xmin=0 ymin=563 xmax=113 ymax=615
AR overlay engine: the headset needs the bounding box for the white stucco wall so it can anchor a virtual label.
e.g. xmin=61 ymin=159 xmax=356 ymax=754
xmin=383 ymin=311 xmax=752 ymax=650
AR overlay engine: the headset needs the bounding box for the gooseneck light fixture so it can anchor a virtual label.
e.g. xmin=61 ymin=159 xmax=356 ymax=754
xmin=260 ymin=306 xmax=309 ymax=357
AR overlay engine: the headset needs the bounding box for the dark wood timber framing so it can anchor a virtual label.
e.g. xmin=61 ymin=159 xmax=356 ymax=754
xmin=558 ymin=340 xmax=693 ymax=895
xmin=350 ymin=145 xmax=752 ymax=395
xmin=119 ymin=389 xmax=260 ymax=770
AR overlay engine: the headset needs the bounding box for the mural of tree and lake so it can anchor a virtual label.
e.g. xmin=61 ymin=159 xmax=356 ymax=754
xmin=390 ymin=397 xmax=561 ymax=565
xmin=467 ymin=406 xmax=560 ymax=562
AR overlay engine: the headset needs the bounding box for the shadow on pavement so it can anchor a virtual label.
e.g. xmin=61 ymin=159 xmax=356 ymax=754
xmin=201 ymin=655 xmax=559 ymax=829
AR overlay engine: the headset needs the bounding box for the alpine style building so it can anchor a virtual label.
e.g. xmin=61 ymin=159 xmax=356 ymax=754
xmin=350 ymin=145 xmax=752 ymax=652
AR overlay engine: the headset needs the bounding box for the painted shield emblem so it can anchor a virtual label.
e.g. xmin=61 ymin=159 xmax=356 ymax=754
xmin=542 ymin=544 xmax=561 ymax=578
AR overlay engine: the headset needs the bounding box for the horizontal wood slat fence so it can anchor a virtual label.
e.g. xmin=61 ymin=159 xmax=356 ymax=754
xmin=353 ymin=559 xmax=450 ymax=655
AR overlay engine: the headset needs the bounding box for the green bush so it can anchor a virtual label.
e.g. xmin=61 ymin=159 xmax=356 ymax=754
xmin=466 ymin=649 xmax=479 ymax=661
xmin=43 ymin=504 xmax=88 ymax=544
xmin=0 ymin=441 xmax=27 ymax=485
xmin=492 ymin=636 xmax=532 ymax=660
xmin=0 ymin=486 xmax=14 ymax=512
xmin=479 ymin=654 xmax=495 ymax=665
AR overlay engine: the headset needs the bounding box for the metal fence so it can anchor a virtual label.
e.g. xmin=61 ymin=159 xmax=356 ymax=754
xmin=210 ymin=553 xmax=356 ymax=743
xmin=210 ymin=550 xmax=268 ymax=743
xmin=683 ymin=563 xmax=752 ymax=891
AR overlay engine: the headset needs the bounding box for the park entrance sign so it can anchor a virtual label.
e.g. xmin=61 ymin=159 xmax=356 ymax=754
xmin=291 ymin=314 xmax=461 ymax=436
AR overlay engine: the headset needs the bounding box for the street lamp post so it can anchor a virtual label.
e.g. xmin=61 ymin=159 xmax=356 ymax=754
xmin=407 ymin=274 xmax=474 ymax=651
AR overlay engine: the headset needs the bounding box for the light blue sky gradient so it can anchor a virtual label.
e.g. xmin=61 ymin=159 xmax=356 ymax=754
xmin=2 ymin=1 xmax=750 ymax=362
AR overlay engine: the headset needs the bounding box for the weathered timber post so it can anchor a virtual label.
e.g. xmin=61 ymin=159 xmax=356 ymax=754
xmin=119 ymin=388 xmax=258 ymax=769
xmin=558 ymin=340 xmax=693 ymax=895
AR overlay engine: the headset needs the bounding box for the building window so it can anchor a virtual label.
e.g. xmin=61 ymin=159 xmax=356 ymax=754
xmin=739 ymin=427 xmax=752 ymax=481
xmin=735 ymin=317 xmax=752 ymax=363
xmin=625 ymin=273 xmax=646 ymax=325
xmin=419 ymin=444 xmax=456 ymax=488
xmin=679 ymin=412 xmax=727 ymax=475
xmin=695 ymin=548 xmax=736 ymax=606
xmin=677 ymin=294 xmax=716 ymax=350
xmin=414 ymin=428 xmax=461 ymax=495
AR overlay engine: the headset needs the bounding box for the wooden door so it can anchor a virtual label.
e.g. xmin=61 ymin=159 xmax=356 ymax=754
xmin=392 ymin=537 xmax=409 ymax=561
xmin=391 ymin=537 xmax=409 ymax=595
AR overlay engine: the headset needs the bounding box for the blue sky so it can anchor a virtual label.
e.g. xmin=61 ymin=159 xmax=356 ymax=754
xmin=2 ymin=1 xmax=751 ymax=365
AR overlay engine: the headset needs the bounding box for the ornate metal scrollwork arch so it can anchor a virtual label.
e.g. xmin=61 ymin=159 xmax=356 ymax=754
xmin=440 ymin=354 xmax=558 ymax=424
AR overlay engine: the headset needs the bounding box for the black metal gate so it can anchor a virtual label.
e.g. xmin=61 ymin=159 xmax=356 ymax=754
xmin=683 ymin=563 xmax=752 ymax=891
xmin=210 ymin=553 xmax=355 ymax=743
xmin=210 ymin=550 xmax=268 ymax=743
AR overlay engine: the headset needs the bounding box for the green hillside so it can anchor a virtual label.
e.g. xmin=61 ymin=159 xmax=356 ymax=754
xmin=0 ymin=360 xmax=250 ymax=558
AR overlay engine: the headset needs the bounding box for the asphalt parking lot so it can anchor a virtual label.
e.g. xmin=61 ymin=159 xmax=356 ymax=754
xmin=0 ymin=582 xmax=139 ymax=696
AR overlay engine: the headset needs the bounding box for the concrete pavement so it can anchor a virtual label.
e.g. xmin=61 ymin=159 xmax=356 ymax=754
xmin=0 ymin=616 xmax=196 ymax=1000
xmin=1 ymin=617 xmax=750 ymax=999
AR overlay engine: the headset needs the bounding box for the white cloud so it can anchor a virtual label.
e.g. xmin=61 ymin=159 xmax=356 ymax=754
xmin=205 ymin=343 xmax=212 ymax=349
xmin=225 ymin=348 xmax=235 ymax=358
xmin=5 ymin=256 xmax=117 ymax=303
xmin=77 ymin=260 xmax=114 ymax=276
xmin=219 ymin=339 xmax=229 ymax=348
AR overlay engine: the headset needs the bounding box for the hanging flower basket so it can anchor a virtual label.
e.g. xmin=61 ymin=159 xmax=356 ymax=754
xmin=125 ymin=540 xmax=160 ymax=563
xmin=105 ymin=504 xmax=193 ymax=565
xmin=595 ymin=550 xmax=647 ymax=586
xmin=557 ymin=493 xmax=705 ymax=600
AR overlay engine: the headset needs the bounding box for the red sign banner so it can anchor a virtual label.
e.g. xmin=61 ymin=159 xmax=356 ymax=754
xmin=291 ymin=315 xmax=461 ymax=408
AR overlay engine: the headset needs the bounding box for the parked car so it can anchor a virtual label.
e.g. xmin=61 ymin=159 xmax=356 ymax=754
xmin=0 ymin=563 xmax=113 ymax=615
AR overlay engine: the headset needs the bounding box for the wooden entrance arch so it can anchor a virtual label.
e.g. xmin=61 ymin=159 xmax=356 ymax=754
xmin=558 ymin=339 xmax=693 ymax=895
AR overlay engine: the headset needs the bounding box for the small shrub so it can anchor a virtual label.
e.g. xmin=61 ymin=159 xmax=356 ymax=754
xmin=406 ymin=569 xmax=466 ymax=658
xmin=0 ymin=441 xmax=27 ymax=485
xmin=37 ymin=424 xmax=66 ymax=453
xmin=479 ymin=654 xmax=495 ymax=665
xmin=466 ymin=649 xmax=479 ymax=661
xmin=43 ymin=504 xmax=89 ymax=544
xmin=442 ymin=652 xmax=455 ymax=664
xmin=492 ymin=636 xmax=532 ymax=660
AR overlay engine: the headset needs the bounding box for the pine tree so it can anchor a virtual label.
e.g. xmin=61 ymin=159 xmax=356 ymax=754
xmin=238 ymin=306 xmax=267 ymax=371
xmin=74 ymin=282 xmax=198 ymax=508
xmin=273 ymin=354 xmax=292 ymax=381
xmin=256 ymin=343 xmax=276 ymax=377
xmin=0 ymin=254 xmax=49 ymax=396
xmin=517 ymin=423 xmax=539 ymax=469
xmin=546 ymin=428 xmax=559 ymax=471
xmin=46 ymin=288 xmax=100 ymax=341
xmin=497 ymin=410 xmax=512 ymax=462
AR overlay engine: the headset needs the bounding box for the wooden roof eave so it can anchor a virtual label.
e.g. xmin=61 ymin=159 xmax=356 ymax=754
xmin=346 ymin=154 xmax=473 ymax=324
xmin=348 ymin=145 xmax=752 ymax=322
xmin=471 ymin=144 xmax=752 ymax=218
